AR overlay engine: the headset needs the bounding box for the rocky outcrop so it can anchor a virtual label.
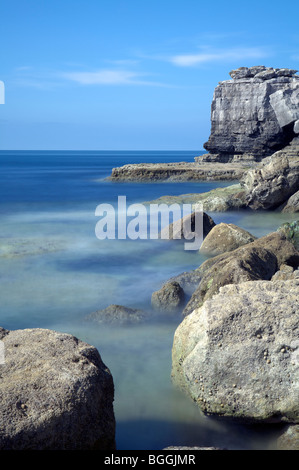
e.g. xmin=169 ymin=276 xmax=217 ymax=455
xmin=241 ymin=144 xmax=299 ymax=210
xmin=86 ymin=304 xmax=148 ymax=325
xmin=199 ymin=223 xmax=256 ymax=256
xmin=0 ymin=327 xmax=115 ymax=450
xmin=203 ymin=66 xmax=299 ymax=161
xmin=151 ymin=281 xmax=185 ymax=313
xmin=145 ymin=184 xmax=247 ymax=212
xmin=172 ymin=279 xmax=299 ymax=424
xmin=183 ymin=231 xmax=299 ymax=316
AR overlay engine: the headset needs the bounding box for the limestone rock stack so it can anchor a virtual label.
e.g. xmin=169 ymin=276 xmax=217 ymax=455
xmin=203 ymin=66 xmax=299 ymax=162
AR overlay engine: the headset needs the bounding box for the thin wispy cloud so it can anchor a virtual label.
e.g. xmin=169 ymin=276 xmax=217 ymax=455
xmin=61 ymin=69 xmax=171 ymax=87
xmin=169 ymin=47 xmax=269 ymax=67
xmin=11 ymin=66 xmax=172 ymax=89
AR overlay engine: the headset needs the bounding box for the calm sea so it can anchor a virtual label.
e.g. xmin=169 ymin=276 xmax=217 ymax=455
xmin=0 ymin=150 xmax=296 ymax=449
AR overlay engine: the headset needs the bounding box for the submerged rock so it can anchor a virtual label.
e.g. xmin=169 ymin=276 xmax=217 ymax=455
xmin=0 ymin=237 xmax=65 ymax=258
xmin=151 ymin=281 xmax=185 ymax=313
xmin=0 ymin=327 xmax=115 ymax=450
xmin=199 ymin=222 xmax=256 ymax=256
xmin=159 ymin=212 xmax=215 ymax=241
xmin=86 ymin=304 xmax=148 ymax=325
xmin=172 ymin=279 xmax=299 ymax=424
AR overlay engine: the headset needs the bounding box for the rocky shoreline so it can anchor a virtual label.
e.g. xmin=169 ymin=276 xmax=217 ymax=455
xmin=1 ymin=66 xmax=298 ymax=450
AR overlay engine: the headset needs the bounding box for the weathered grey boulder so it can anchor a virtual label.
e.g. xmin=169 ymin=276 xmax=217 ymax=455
xmin=183 ymin=231 xmax=299 ymax=315
xmin=151 ymin=281 xmax=185 ymax=313
xmin=277 ymin=425 xmax=299 ymax=450
xmin=0 ymin=327 xmax=115 ymax=450
xmin=282 ymin=191 xmax=299 ymax=213
xmin=172 ymin=279 xmax=299 ymax=424
xmin=86 ymin=304 xmax=148 ymax=325
xmin=241 ymin=145 xmax=299 ymax=210
xmin=204 ymin=66 xmax=299 ymax=160
xmin=199 ymin=223 xmax=256 ymax=256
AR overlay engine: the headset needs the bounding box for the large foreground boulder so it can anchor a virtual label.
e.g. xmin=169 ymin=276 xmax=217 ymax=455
xmin=0 ymin=327 xmax=115 ymax=450
xmin=172 ymin=279 xmax=299 ymax=424
xmin=183 ymin=231 xmax=299 ymax=315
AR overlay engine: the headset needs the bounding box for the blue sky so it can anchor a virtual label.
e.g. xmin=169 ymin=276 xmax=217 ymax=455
xmin=1 ymin=0 xmax=299 ymax=150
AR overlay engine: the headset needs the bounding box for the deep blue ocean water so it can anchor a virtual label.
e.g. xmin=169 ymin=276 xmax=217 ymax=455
xmin=0 ymin=150 xmax=296 ymax=450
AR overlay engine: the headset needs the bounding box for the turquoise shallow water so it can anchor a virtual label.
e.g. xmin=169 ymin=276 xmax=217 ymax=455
xmin=0 ymin=150 xmax=297 ymax=449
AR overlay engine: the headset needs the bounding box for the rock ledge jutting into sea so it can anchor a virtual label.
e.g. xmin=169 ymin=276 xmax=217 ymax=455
xmin=106 ymin=161 xmax=249 ymax=182
xmin=106 ymin=66 xmax=299 ymax=185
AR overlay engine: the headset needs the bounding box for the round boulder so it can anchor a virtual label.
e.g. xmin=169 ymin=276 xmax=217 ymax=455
xmin=0 ymin=327 xmax=115 ymax=450
xmin=199 ymin=222 xmax=256 ymax=256
xmin=172 ymin=279 xmax=299 ymax=424
xmin=151 ymin=281 xmax=185 ymax=313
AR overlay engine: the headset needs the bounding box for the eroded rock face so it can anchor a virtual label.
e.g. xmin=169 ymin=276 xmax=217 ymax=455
xmin=0 ymin=328 xmax=115 ymax=450
xmin=241 ymin=145 xmax=299 ymax=210
xmin=172 ymin=279 xmax=299 ymax=424
xmin=204 ymin=66 xmax=299 ymax=160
